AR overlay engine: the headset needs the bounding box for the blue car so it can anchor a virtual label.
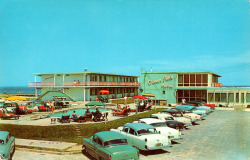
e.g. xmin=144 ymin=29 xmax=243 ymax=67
xmin=0 ymin=131 xmax=15 ymax=160
xmin=175 ymin=105 xmax=207 ymax=117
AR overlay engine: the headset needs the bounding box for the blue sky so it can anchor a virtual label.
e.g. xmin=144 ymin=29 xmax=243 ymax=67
xmin=0 ymin=0 xmax=249 ymax=86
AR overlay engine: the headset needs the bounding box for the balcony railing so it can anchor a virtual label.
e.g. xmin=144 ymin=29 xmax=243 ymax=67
xmin=29 ymin=81 xmax=141 ymax=87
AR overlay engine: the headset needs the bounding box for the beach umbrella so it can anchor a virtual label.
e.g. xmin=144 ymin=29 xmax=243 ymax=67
xmin=142 ymin=93 xmax=155 ymax=97
xmin=85 ymin=101 xmax=105 ymax=106
xmin=5 ymin=96 xmax=27 ymax=101
xmin=132 ymin=95 xmax=147 ymax=99
xmin=99 ymin=90 xmax=110 ymax=94
xmin=132 ymin=95 xmax=147 ymax=114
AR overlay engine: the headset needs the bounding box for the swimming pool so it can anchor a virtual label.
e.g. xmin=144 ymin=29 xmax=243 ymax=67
xmin=47 ymin=108 xmax=110 ymax=117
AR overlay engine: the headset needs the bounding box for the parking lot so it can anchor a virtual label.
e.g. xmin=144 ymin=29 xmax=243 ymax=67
xmin=13 ymin=110 xmax=250 ymax=160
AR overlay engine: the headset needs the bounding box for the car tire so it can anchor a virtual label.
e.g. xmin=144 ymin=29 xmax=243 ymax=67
xmin=82 ymin=145 xmax=87 ymax=154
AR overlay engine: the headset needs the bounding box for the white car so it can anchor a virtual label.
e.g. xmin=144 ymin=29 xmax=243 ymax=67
xmin=110 ymin=123 xmax=171 ymax=150
xmin=168 ymin=109 xmax=202 ymax=123
xmin=157 ymin=112 xmax=192 ymax=127
xmin=134 ymin=118 xmax=182 ymax=140
xmin=196 ymin=106 xmax=211 ymax=114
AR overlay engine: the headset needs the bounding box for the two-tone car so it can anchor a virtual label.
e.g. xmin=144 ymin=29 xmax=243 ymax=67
xmin=150 ymin=113 xmax=185 ymax=130
xmin=164 ymin=108 xmax=202 ymax=123
xmin=82 ymin=131 xmax=139 ymax=160
xmin=0 ymin=131 xmax=15 ymax=160
xmin=111 ymin=123 xmax=171 ymax=151
xmin=134 ymin=118 xmax=182 ymax=140
xmin=175 ymin=105 xmax=207 ymax=118
xmin=185 ymin=102 xmax=211 ymax=114
xmin=159 ymin=110 xmax=192 ymax=127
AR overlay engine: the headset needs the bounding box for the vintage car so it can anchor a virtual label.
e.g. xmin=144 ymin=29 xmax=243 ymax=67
xmin=0 ymin=131 xmax=15 ymax=160
xmin=111 ymin=123 xmax=171 ymax=150
xmin=163 ymin=108 xmax=201 ymax=123
xmin=3 ymin=102 xmax=27 ymax=115
xmin=82 ymin=131 xmax=139 ymax=160
xmin=150 ymin=113 xmax=185 ymax=130
xmin=187 ymin=100 xmax=215 ymax=109
xmin=159 ymin=110 xmax=192 ymax=127
xmin=185 ymin=102 xmax=211 ymax=114
xmin=134 ymin=118 xmax=182 ymax=140
xmin=174 ymin=105 xmax=207 ymax=117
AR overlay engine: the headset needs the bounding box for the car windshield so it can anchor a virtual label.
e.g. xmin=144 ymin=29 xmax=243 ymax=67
xmin=164 ymin=117 xmax=173 ymax=120
xmin=0 ymin=139 xmax=4 ymax=145
xmin=150 ymin=122 xmax=167 ymax=127
xmin=172 ymin=113 xmax=183 ymax=117
xmin=137 ymin=128 xmax=156 ymax=135
xmin=104 ymin=139 xmax=127 ymax=147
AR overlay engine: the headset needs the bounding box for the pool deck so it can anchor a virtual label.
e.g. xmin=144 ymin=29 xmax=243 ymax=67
xmin=0 ymin=101 xmax=146 ymax=126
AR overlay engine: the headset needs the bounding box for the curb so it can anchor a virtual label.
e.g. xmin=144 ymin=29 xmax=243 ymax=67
xmin=16 ymin=147 xmax=82 ymax=155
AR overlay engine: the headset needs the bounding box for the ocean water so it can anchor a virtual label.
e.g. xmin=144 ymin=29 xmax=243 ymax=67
xmin=0 ymin=86 xmax=40 ymax=94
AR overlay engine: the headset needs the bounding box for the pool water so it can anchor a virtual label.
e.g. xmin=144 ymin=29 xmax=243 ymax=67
xmin=47 ymin=108 xmax=110 ymax=117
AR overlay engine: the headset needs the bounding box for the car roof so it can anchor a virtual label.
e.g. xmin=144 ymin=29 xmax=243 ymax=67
xmin=152 ymin=113 xmax=172 ymax=117
xmin=0 ymin=131 xmax=9 ymax=140
xmin=95 ymin=131 xmax=125 ymax=142
xmin=139 ymin=118 xmax=165 ymax=124
xmin=175 ymin=105 xmax=196 ymax=110
xmin=124 ymin=123 xmax=155 ymax=131
xmin=163 ymin=109 xmax=181 ymax=113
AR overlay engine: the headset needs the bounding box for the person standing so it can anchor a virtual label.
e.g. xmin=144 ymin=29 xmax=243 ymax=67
xmin=181 ymin=98 xmax=186 ymax=105
xmin=51 ymin=100 xmax=55 ymax=113
xmin=124 ymin=95 xmax=127 ymax=105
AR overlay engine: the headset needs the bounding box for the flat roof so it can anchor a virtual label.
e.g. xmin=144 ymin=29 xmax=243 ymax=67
xmin=32 ymin=72 xmax=139 ymax=77
xmin=141 ymin=71 xmax=221 ymax=77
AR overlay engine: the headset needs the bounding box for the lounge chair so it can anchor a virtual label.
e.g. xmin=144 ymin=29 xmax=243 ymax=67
xmin=92 ymin=112 xmax=102 ymax=122
xmin=73 ymin=116 xmax=86 ymax=123
xmin=112 ymin=108 xmax=129 ymax=116
xmin=58 ymin=115 xmax=71 ymax=123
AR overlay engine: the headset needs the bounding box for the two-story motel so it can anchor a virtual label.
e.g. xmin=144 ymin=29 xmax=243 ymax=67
xmin=141 ymin=71 xmax=250 ymax=107
xmin=28 ymin=69 xmax=140 ymax=101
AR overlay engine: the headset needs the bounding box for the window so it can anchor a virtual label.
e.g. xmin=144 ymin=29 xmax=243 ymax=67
xmin=196 ymin=74 xmax=201 ymax=86
xmin=221 ymin=93 xmax=227 ymax=102
xmin=208 ymin=93 xmax=213 ymax=102
xmin=215 ymin=93 xmax=220 ymax=102
xmin=178 ymin=74 xmax=183 ymax=86
xmin=236 ymin=93 xmax=239 ymax=103
xmin=129 ymin=128 xmax=136 ymax=135
xmin=190 ymin=74 xmax=195 ymax=86
xmin=123 ymin=127 xmax=129 ymax=133
xmin=241 ymin=93 xmax=244 ymax=103
xmin=163 ymin=91 xmax=165 ymax=94
xmin=184 ymin=74 xmax=189 ymax=86
xmin=246 ymin=93 xmax=250 ymax=103
xmin=228 ymin=93 xmax=234 ymax=102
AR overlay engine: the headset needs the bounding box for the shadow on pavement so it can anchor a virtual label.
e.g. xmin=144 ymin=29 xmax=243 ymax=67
xmin=171 ymin=140 xmax=181 ymax=145
xmin=192 ymin=122 xmax=200 ymax=126
xmin=140 ymin=149 xmax=170 ymax=156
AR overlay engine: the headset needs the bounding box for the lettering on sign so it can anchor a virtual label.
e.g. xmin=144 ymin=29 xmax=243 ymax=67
xmin=161 ymin=84 xmax=173 ymax=88
xmin=148 ymin=79 xmax=162 ymax=85
xmin=163 ymin=75 xmax=173 ymax=82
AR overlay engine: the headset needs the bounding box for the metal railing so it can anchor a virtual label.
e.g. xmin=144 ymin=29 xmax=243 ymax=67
xmin=29 ymin=81 xmax=141 ymax=87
